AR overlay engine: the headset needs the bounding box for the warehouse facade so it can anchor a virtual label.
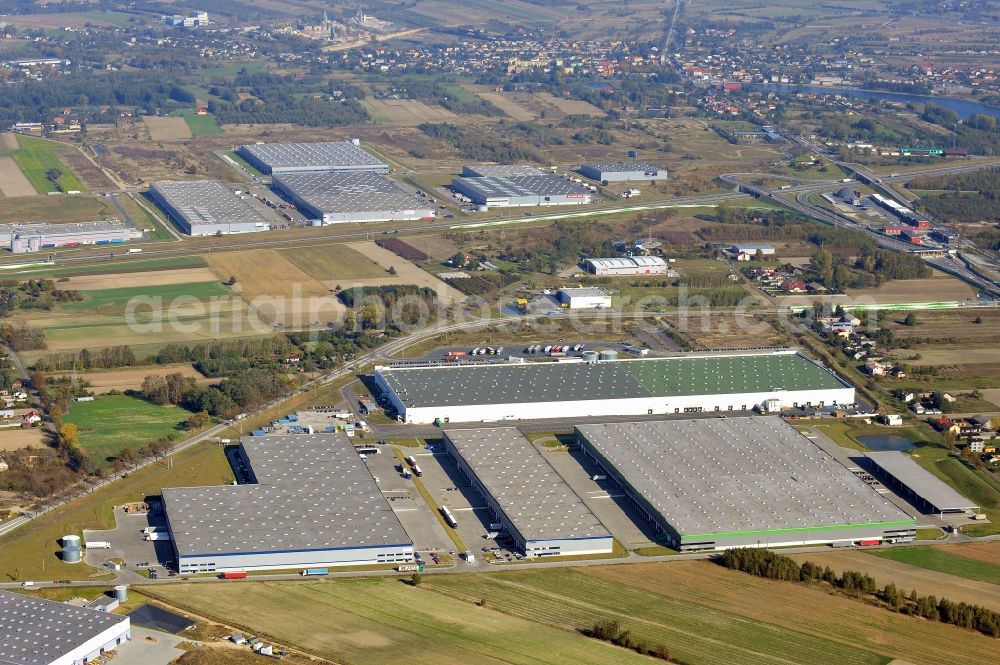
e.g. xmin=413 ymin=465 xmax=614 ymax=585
xmin=149 ymin=180 xmax=271 ymax=236
xmin=0 ymin=220 xmax=143 ymax=254
xmin=579 ymin=161 xmax=668 ymax=182
xmin=583 ymin=256 xmax=669 ymax=276
xmin=443 ymin=428 xmax=613 ymax=557
xmin=0 ymin=590 xmax=131 ymax=665
xmin=558 ymin=287 xmax=611 ymax=309
xmin=452 ymin=167 xmax=592 ymax=208
xmin=238 ymin=140 xmax=388 ymax=175
xmin=576 ymin=419 xmax=916 ymax=550
xmin=865 ymin=451 xmax=979 ymax=516
xmin=162 ymin=434 xmax=414 ymax=573
xmin=271 ymin=172 xmax=435 ymax=224
xmin=374 ymin=349 xmax=855 ymax=424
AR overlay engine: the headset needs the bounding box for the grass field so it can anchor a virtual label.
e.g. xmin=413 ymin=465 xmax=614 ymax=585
xmin=155 ymin=561 xmax=1000 ymax=665
xmin=0 ymin=192 xmax=115 ymax=224
xmin=115 ymin=193 xmax=175 ymax=241
xmin=15 ymin=279 xmax=268 ymax=359
xmin=0 ymin=256 xmax=206 ymax=280
xmin=281 ymin=244 xmax=387 ymax=281
xmin=175 ymin=109 xmax=223 ymax=137
xmin=142 ymin=116 xmax=192 ymax=141
xmin=1 ymin=135 xmax=85 ymax=194
xmin=65 ymin=394 xmax=190 ymax=467
xmin=0 ymin=441 xmax=232 ymax=581
xmin=870 ymin=545 xmax=1000 ymax=584
xmin=147 ymin=578 xmax=656 ymax=665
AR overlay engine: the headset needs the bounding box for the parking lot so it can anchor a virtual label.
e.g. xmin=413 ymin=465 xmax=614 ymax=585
xmin=83 ymin=506 xmax=174 ymax=577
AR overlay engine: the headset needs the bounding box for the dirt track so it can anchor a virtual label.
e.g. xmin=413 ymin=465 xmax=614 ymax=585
xmin=0 ymin=156 xmax=37 ymax=197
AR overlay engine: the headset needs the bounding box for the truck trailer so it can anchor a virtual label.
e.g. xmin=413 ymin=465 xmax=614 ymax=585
xmin=301 ymin=568 xmax=329 ymax=576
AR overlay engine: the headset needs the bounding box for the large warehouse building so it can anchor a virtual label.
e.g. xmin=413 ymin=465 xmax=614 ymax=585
xmin=452 ymin=166 xmax=592 ymax=208
xmin=579 ymin=161 xmax=668 ymax=182
xmin=576 ymin=419 xmax=916 ymax=550
xmin=583 ymin=256 xmax=669 ymax=276
xmin=238 ymin=140 xmax=388 ymax=175
xmin=271 ymin=172 xmax=435 ymax=224
xmin=149 ymin=180 xmax=271 ymax=236
xmin=162 ymin=434 xmax=414 ymax=573
xmin=443 ymin=428 xmax=613 ymax=557
xmin=374 ymin=349 xmax=855 ymax=424
xmin=0 ymin=220 xmax=143 ymax=254
xmin=865 ymin=451 xmax=979 ymax=517
xmin=0 ymin=590 xmax=131 ymax=665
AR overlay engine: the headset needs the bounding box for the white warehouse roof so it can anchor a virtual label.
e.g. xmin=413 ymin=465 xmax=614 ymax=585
xmin=585 ymin=256 xmax=666 ymax=270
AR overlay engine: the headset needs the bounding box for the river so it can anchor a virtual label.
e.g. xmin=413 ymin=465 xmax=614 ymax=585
xmin=751 ymin=83 xmax=1000 ymax=122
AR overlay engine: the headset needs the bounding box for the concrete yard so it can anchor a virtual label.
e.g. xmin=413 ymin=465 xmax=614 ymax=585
xmin=114 ymin=627 xmax=187 ymax=665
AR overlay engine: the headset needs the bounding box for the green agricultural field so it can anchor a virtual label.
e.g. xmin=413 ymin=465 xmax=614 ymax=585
xmin=0 ymin=441 xmax=232 ymax=581
xmin=57 ymin=281 xmax=232 ymax=315
xmin=870 ymin=546 xmax=1000 ymax=584
xmin=2 ymin=135 xmax=85 ymax=193
xmin=0 ymin=193 xmax=115 ymax=224
xmin=145 ymin=578 xmax=654 ymax=665
xmin=175 ymin=109 xmax=223 ymax=137
xmin=0 ymin=256 xmax=205 ymax=280
xmin=65 ymin=394 xmax=190 ymax=466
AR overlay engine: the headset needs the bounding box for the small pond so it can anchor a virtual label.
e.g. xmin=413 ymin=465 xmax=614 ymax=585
xmin=857 ymin=435 xmax=916 ymax=452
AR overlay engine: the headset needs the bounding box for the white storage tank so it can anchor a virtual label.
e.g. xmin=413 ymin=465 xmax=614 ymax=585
xmin=114 ymin=585 xmax=128 ymax=602
xmin=598 ymin=349 xmax=619 ymax=361
xmin=62 ymin=534 xmax=81 ymax=563
xmin=582 ymin=350 xmax=600 ymax=362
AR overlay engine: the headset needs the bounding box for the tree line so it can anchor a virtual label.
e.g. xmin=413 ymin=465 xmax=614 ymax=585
xmin=721 ymin=548 xmax=1000 ymax=638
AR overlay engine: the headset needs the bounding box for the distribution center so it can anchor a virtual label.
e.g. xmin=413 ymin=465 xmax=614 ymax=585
xmin=0 ymin=220 xmax=143 ymax=254
xmin=271 ymin=171 xmax=435 ymax=224
xmin=865 ymin=451 xmax=979 ymax=516
xmin=576 ymin=418 xmax=916 ymax=550
xmin=238 ymin=140 xmax=388 ymax=175
xmin=0 ymin=590 xmax=131 ymax=665
xmin=443 ymin=428 xmax=613 ymax=557
xmin=452 ymin=165 xmax=592 ymax=208
xmin=579 ymin=161 xmax=668 ymax=182
xmin=149 ymin=180 xmax=271 ymax=236
xmin=583 ymin=256 xmax=670 ymax=276
xmin=374 ymin=349 xmax=855 ymax=424
xmin=162 ymin=433 xmax=414 ymax=573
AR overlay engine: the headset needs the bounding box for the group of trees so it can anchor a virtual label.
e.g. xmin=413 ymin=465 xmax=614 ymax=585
xmin=0 ymin=279 xmax=83 ymax=318
xmin=909 ymin=167 xmax=1000 ymax=226
xmin=34 ymin=345 xmax=137 ymax=372
xmin=418 ymin=122 xmax=542 ymax=163
xmin=585 ymin=618 xmax=672 ymax=661
xmin=722 ymin=548 xmax=1000 ymax=637
xmin=339 ymin=285 xmax=438 ymax=330
xmin=809 ymin=245 xmax=930 ymax=291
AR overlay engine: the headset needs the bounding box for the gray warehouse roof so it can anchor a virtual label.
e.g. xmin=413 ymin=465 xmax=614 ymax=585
xmin=582 ymin=161 xmax=663 ymax=173
xmin=162 ymin=434 xmax=411 ymax=556
xmin=0 ymin=220 xmax=129 ymax=239
xmin=453 ymin=174 xmax=591 ymax=200
xmin=150 ymin=180 xmax=268 ymax=229
xmin=0 ymin=590 xmax=128 ymax=665
xmin=239 ymin=141 xmax=387 ymax=173
xmin=272 ymin=172 xmax=429 ymax=215
xmin=376 ymin=351 xmax=850 ymax=408
xmin=576 ymin=418 xmax=912 ymax=539
xmin=462 ymin=165 xmax=548 ymax=178
xmin=444 ymin=428 xmax=610 ymax=541
xmin=865 ymin=452 xmax=978 ymax=513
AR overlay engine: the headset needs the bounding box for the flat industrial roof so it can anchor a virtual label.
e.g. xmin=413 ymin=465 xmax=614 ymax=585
xmin=0 ymin=220 xmax=129 ymax=238
xmin=150 ymin=180 xmax=269 ymax=228
xmin=462 ymin=165 xmax=548 ymax=178
xmin=377 ymin=350 xmax=850 ymax=408
xmin=560 ymin=287 xmax=609 ymax=298
xmin=162 ymin=434 xmax=411 ymax=556
xmin=272 ymin=172 xmax=431 ymax=215
xmin=444 ymin=428 xmax=610 ymax=542
xmin=585 ymin=257 xmax=666 ymax=269
xmin=577 ymin=418 xmax=913 ymax=539
xmin=239 ymin=141 xmax=387 ymax=172
xmin=0 ymin=590 xmax=128 ymax=665
xmin=453 ymin=174 xmax=591 ymax=199
xmin=865 ymin=452 xmax=978 ymax=512
xmin=583 ymin=161 xmax=663 ymax=173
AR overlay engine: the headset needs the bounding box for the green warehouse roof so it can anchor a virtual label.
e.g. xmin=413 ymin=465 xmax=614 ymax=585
xmin=376 ymin=350 xmax=849 ymax=408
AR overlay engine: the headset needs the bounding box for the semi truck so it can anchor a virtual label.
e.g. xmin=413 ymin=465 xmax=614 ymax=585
xmin=405 ymin=456 xmax=417 ymax=467
xmin=141 ymin=526 xmax=165 ymax=534
xmin=301 ymin=568 xmax=329 ymax=576
xmin=143 ymin=532 xmax=171 ymax=541
xmin=440 ymin=506 xmax=458 ymax=528
xmin=221 ymin=571 xmax=247 ymax=580
xmin=412 ymin=464 xmax=423 ymax=477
